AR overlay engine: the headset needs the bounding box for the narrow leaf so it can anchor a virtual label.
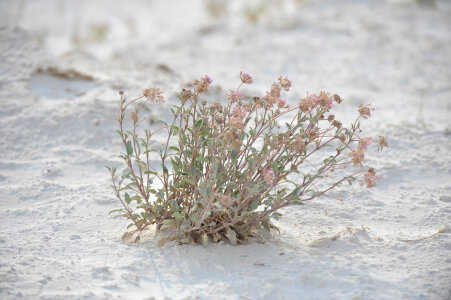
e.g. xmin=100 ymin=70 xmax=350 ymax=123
xmin=125 ymin=192 xmax=131 ymax=204
xmin=126 ymin=140 xmax=133 ymax=156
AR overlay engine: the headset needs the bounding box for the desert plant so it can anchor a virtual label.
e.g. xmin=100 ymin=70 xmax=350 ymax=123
xmin=107 ymin=73 xmax=387 ymax=245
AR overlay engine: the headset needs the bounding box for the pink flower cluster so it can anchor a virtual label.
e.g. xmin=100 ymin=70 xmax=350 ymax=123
xmin=227 ymin=90 xmax=243 ymax=103
xmin=263 ymin=83 xmax=282 ymax=107
xmin=263 ymin=168 xmax=275 ymax=187
xmin=240 ymin=72 xmax=253 ymax=84
xmin=350 ymin=137 xmax=374 ymax=166
xmin=358 ymin=104 xmax=374 ymax=119
xmin=277 ymin=99 xmax=289 ymax=108
xmin=278 ymin=76 xmax=291 ymax=91
xmin=299 ymin=91 xmax=334 ymax=112
xmin=230 ymin=106 xmax=248 ymax=129
xmin=363 ymin=168 xmax=378 ymax=188
xmin=195 ymin=75 xmax=213 ymax=93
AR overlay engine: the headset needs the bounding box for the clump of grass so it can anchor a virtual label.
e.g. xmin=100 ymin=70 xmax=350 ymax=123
xmin=107 ymin=73 xmax=387 ymax=245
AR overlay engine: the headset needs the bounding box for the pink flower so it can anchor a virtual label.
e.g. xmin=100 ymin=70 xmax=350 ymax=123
xmin=240 ymin=72 xmax=253 ymax=84
xmin=358 ymin=137 xmax=374 ymax=151
xmin=363 ymin=168 xmax=378 ymax=188
xmin=318 ymin=91 xmax=334 ymax=110
xmin=232 ymin=105 xmax=247 ymax=120
xmin=350 ymin=148 xmax=365 ymax=166
xmin=299 ymin=93 xmax=319 ymax=111
xmin=194 ymin=75 xmax=213 ymax=93
xmin=277 ymin=99 xmax=289 ymax=108
xmin=263 ymin=168 xmax=275 ymax=187
xmin=227 ymin=90 xmax=243 ymax=103
xmin=204 ymin=75 xmax=212 ymax=84
xmin=263 ymin=83 xmax=282 ymax=107
xmin=229 ymin=116 xmax=244 ymax=130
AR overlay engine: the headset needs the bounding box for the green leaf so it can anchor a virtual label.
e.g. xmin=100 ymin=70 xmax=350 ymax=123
xmin=174 ymin=212 xmax=182 ymax=223
xmin=182 ymin=178 xmax=196 ymax=185
xmin=108 ymin=209 xmax=123 ymax=215
xmin=197 ymin=157 xmax=209 ymax=163
xmin=172 ymin=199 xmax=179 ymax=213
xmin=113 ymin=214 xmax=128 ymax=219
xmin=126 ymin=140 xmax=133 ymax=156
xmin=124 ymin=192 xmax=131 ymax=204
xmin=190 ymin=213 xmax=198 ymax=224
xmin=195 ymin=119 xmax=203 ymax=128
xmin=158 ymin=120 xmax=168 ymax=126
xmin=262 ymin=218 xmax=271 ymax=232
xmin=288 ymin=187 xmax=301 ymax=199
xmin=144 ymin=170 xmax=158 ymax=176
xmin=162 ymin=164 xmax=169 ymax=175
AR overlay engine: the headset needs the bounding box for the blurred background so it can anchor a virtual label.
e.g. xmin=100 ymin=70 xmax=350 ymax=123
xmin=0 ymin=0 xmax=450 ymax=129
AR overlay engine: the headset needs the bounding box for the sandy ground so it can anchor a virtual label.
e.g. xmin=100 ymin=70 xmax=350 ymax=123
xmin=0 ymin=0 xmax=450 ymax=299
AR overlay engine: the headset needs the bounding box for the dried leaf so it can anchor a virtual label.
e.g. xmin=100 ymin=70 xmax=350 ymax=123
xmin=157 ymin=237 xmax=167 ymax=247
xmin=226 ymin=228 xmax=237 ymax=245
xmin=121 ymin=231 xmax=131 ymax=242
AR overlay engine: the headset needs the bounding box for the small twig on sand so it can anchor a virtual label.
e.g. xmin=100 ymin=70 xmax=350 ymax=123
xmin=399 ymin=228 xmax=447 ymax=243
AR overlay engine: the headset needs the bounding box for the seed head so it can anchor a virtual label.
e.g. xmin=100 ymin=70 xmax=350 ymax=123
xmin=263 ymin=83 xmax=282 ymax=106
xmin=278 ymin=76 xmax=291 ymax=91
xmin=332 ymin=120 xmax=342 ymax=128
xmin=215 ymin=115 xmax=225 ymax=124
xmin=377 ymin=136 xmax=388 ymax=151
xmin=358 ymin=104 xmax=374 ymax=119
xmin=292 ymin=136 xmax=306 ymax=153
xmin=333 ymin=94 xmax=342 ymax=104
xmin=350 ymin=148 xmax=365 ymax=166
xmin=214 ymin=102 xmax=223 ymax=113
xmin=131 ymin=111 xmax=138 ymax=124
xmin=363 ymin=168 xmax=378 ymax=188
xmin=318 ymin=91 xmax=334 ymax=109
xmin=181 ymin=89 xmax=192 ymax=102
xmin=299 ymin=98 xmax=309 ymax=112
xmin=143 ymin=88 xmax=164 ymax=103
xmin=230 ymin=116 xmax=244 ymax=130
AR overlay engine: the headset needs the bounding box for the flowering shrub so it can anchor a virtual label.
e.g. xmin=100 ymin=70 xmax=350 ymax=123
xmin=107 ymin=73 xmax=387 ymax=245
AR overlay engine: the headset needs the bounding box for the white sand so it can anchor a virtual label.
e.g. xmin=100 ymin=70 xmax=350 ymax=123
xmin=0 ymin=0 xmax=450 ymax=299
